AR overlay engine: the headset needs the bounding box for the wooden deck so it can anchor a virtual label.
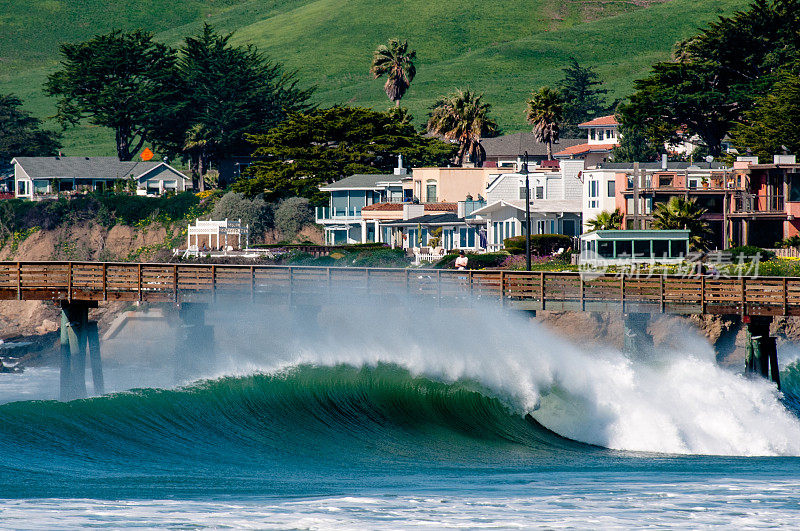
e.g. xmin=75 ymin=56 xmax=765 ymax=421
xmin=0 ymin=261 xmax=798 ymax=316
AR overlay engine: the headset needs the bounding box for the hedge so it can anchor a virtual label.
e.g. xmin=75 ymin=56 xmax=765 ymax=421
xmin=503 ymin=234 xmax=573 ymax=255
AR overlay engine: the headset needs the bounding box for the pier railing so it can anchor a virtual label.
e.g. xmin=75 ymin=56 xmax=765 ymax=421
xmin=1 ymin=261 xmax=798 ymax=316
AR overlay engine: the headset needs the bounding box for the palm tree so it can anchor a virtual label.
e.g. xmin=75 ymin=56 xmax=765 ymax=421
xmin=525 ymin=86 xmax=564 ymax=160
xmin=370 ymin=38 xmax=416 ymax=107
xmin=651 ymin=197 xmax=711 ymax=250
xmin=183 ymin=123 xmax=214 ymax=192
xmin=426 ymin=89 xmax=498 ymax=166
xmin=587 ymin=209 xmax=623 ymax=231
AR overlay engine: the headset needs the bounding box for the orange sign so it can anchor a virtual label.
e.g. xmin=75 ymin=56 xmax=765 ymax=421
xmin=140 ymin=148 xmax=154 ymax=161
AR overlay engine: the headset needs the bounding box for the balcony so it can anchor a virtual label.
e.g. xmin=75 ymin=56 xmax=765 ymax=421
xmin=315 ymin=206 xmax=363 ymax=223
xmin=733 ymin=193 xmax=785 ymax=214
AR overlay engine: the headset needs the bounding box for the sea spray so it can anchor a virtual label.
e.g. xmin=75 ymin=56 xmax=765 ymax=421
xmin=199 ymin=297 xmax=800 ymax=456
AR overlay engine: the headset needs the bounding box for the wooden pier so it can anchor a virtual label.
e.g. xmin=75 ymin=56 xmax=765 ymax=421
xmin=1 ymin=261 xmax=787 ymax=398
xmin=1 ymin=261 xmax=799 ymax=316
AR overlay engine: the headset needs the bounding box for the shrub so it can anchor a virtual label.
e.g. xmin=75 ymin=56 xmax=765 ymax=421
xmin=434 ymin=252 xmax=510 ymax=269
xmin=503 ymin=234 xmax=572 ymax=255
xmin=274 ymin=197 xmax=315 ymax=240
xmin=727 ymin=245 xmax=775 ymax=261
xmin=349 ymin=248 xmax=409 ymax=267
xmin=211 ymin=192 xmax=273 ymax=241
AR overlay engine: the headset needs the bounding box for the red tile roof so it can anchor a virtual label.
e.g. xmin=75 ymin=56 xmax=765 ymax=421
xmin=361 ymin=203 xmax=403 ymax=211
xmin=554 ymin=143 xmax=617 ymax=156
xmin=425 ymin=202 xmax=457 ymax=211
xmin=579 ymin=115 xmax=619 ymax=127
xmin=361 ymin=202 xmax=457 ymax=212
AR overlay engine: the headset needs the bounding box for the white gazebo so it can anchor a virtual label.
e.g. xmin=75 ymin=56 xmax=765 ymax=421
xmin=186 ymin=218 xmax=250 ymax=253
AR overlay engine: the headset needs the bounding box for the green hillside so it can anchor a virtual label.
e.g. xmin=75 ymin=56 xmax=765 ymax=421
xmin=0 ymin=0 xmax=748 ymax=156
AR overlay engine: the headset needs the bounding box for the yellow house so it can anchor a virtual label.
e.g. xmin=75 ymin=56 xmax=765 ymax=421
xmin=406 ymin=167 xmax=498 ymax=203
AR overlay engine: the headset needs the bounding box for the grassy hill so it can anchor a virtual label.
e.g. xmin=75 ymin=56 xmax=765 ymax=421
xmin=0 ymin=0 xmax=749 ymax=156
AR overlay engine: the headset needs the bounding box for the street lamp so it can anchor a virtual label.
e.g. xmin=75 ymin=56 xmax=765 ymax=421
xmin=520 ymin=151 xmax=532 ymax=271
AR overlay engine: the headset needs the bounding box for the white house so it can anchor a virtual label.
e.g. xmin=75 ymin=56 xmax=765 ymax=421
xmin=11 ymin=156 xmax=191 ymax=199
xmin=470 ymin=160 xmax=585 ymax=251
xmin=582 ymin=167 xmax=623 ymax=231
xmin=186 ymin=218 xmax=249 ymax=253
xmin=554 ymin=115 xmax=621 ymax=167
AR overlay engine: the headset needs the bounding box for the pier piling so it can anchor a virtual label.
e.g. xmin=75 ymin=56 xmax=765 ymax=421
xmin=59 ymin=301 xmax=101 ymax=400
xmin=175 ymin=303 xmax=215 ymax=381
xmin=87 ymin=321 xmax=104 ymax=395
xmin=744 ymin=315 xmax=780 ymax=389
xmin=623 ymin=313 xmax=653 ymax=358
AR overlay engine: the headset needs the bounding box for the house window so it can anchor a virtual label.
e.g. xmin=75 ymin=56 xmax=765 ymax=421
xmin=163 ymin=180 xmax=177 ymax=191
xmin=519 ymin=186 xmax=527 ymax=200
xmin=349 ymin=191 xmax=366 ymax=216
xmin=408 ymin=228 xmax=418 ymax=247
xmin=653 ymin=239 xmax=669 ymax=258
xmin=332 ymin=230 xmax=347 ymax=245
xmin=607 ymin=180 xmax=615 ymax=198
xmin=598 ymin=129 xmax=604 ymax=141
xmin=589 ymin=181 xmax=598 ymax=208
xmin=598 ymin=240 xmax=614 ymax=258
xmin=790 ymin=174 xmax=800 ymax=202
xmin=332 ymin=191 xmax=348 ymax=216
xmin=590 ymin=129 xmax=596 ymax=141
xmin=634 ymin=240 xmax=651 ymax=258
xmin=536 ymin=186 xmax=544 ymax=199
xmin=426 ymin=181 xmax=437 ymax=203
xmin=17 ymin=180 xmax=28 ymax=196
xmin=563 ymin=219 xmax=575 ymax=236
xmin=615 ymin=240 xmax=632 ymax=258
xmin=669 ymin=240 xmax=688 ymax=258
xmin=147 ymin=182 xmax=160 ymax=195
xmin=460 ymin=227 xmax=475 ymax=247
xmin=33 ymin=180 xmax=49 ymax=195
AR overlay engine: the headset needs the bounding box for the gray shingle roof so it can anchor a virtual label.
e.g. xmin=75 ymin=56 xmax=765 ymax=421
xmin=481 ymin=133 xmax=585 ymax=159
xmin=320 ymin=174 xmax=401 ymax=190
xmin=12 ymin=156 xmax=184 ymax=179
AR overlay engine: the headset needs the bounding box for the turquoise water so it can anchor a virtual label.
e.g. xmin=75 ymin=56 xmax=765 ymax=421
xmin=2 ymin=303 xmax=800 ymax=528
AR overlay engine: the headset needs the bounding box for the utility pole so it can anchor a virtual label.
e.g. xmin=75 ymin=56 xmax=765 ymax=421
xmin=522 ymin=151 xmax=532 ymax=271
xmin=632 ymin=162 xmax=640 ymax=229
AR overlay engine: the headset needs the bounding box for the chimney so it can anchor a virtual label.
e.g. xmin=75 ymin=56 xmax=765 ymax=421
xmin=393 ymin=154 xmax=407 ymax=175
xmin=661 ymin=153 xmax=668 ymax=170
xmin=774 ymin=154 xmax=797 ymax=165
xmin=403 ymin=203 xmax=424 ymax=220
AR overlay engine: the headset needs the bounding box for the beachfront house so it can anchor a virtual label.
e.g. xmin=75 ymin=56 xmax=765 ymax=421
xmin=554 ymin=115 xmax=621 ymax=167
xmin=316 ymin=172 xmax=406 ymax=245
xmin=481 ymin=132 xmax=584 ymax=168
xmin=470 ymin=160 xmax=584 ymax=251
xmin=11 ymin=156 xmax=191 ymax=199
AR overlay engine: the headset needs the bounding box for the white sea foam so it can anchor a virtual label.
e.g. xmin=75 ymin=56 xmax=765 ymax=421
xmin=3 ymin=479 xmax=800 ymax=530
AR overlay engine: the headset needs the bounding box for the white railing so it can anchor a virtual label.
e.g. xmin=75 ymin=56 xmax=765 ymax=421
xmin=770 ymin=248 xmax=800 ymax=258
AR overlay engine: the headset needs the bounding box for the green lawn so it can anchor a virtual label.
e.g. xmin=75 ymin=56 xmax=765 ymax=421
xmin=0 ymin=0 xmax=748 ymax=155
